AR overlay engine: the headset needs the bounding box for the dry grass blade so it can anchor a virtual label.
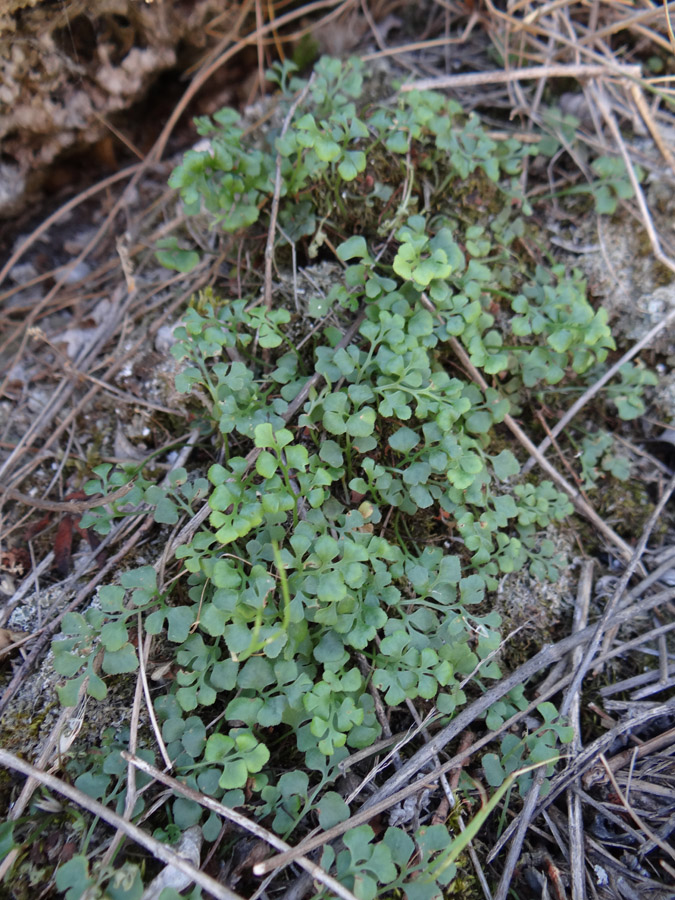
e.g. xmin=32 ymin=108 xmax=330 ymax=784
xmin=0 ymin=480 xmax=136 ymax=514
xmin=592 ymin=82 xmax=675 ymax=275
xmin=599 ymin=753 xmax=675 ymax=865
xmin=137 ymin=626 xmax=173 ymax=771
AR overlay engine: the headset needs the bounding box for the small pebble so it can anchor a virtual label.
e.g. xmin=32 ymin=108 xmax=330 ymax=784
xmin=63 ymin=261 xmax=90 ymax=284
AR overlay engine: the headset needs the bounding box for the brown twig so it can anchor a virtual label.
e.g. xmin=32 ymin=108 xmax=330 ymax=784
xmin=566 ymin=560 xmax=593 ymax=900
xmin=597 ymin=724 xmax=675 ymax=784
xmin=0 ymin=480 xmax=136 ymax=514
xmin=399 ymin=63 xmax=642 ymax=92
xmin=264 ymin=74 xmax=316 ymax=310
xmin=454 ymin=333 xmax=635 ymax=560
xmin=137 ymin=620 xmax=173 ymax=770
xmin=592 ymin=81 xmax=675 ymax=276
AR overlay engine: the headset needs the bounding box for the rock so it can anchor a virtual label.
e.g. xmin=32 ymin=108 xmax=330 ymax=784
xmin=139 ymin=826 xmax=203 ymax=900
xmin=0 ymin=0 xmax=228 ymax=218
xmin=0 ymin=162 xmax=27 ymax=217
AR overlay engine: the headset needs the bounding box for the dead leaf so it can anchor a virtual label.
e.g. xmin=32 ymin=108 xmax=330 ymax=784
xmin=53 ymin=514 xmax=74 ymax=577
xmin=0 ymin=627 xmax=30 ymax=653
xmin=230 ymin=837 xmax=272 ymax=886
xmin=23 ymin=513 xmax=52 ymax=541
xmin=0 ymin=547 xmax=30 ymax=576
xmin=140 ymin=826 xmax=202 ymax=900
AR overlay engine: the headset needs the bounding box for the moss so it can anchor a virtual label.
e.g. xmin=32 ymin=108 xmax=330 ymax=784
xmin=0 ymin=700 xmax=58 ymax=756
xmin=578 ymin=477 xmax=660 ymax=549
xmin=634 ymin=226 xmax=674 ymax=287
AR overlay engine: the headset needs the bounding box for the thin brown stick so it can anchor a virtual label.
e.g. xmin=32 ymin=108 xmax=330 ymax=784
xmin=567 ymin=560 xmax=593 ymax=900
xmin=359 ymin=14 xmax=481 ymax=63
xmin=183 ymin=0 xmax=254 ymax=78
xmin=0 ymin=208 xmax=140 ymax=406
xmin=61 ymin=362 xmax=187 ymax=419
xmin=534 ymin=409 xmax=587 ymax=499
xmin=0 ymin=480 xmax=136 ymax=514
xmin=592 ymin=82 xmax=675 ymax=276
xmin=264 ymin=74 xmax=316 ymax=310
xmin=630 ymin=82 xmax=675 ymax=174
xmin=576 ymin=4 xmax=675 ymax=45
xmin=122 ymin=753 xmax=360 ymax=900
xmin=599 ymin=723 xmax=675 ymax=784
xmin=0 ymin=749 xmax=241 ymax=900
xmin=399 ymin=63 xmax=642 ymax=92
xmin=254 ymin=0 xmax=266 ymax=101
xmin=138 ymin=621 xmax=173 ymax=770
xmin=0 ymin=629 xmax=43 ymax=662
